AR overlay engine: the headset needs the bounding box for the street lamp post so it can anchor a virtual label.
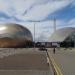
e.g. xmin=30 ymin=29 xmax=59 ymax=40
xmin=34 ymin=23 xmax=35 ymax=49
xmin=33 ymin=21 xmax=40 ymax=49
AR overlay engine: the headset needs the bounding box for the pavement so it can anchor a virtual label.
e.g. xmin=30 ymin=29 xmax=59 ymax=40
xmin=0 ymin=48 xmax=52 ymax=75
xmin=48 ymin=48 xmax=75 ymax=75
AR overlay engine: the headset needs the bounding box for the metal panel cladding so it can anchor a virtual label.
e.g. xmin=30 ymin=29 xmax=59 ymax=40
xmin=0 ymin=23 xmax=33 ymax=48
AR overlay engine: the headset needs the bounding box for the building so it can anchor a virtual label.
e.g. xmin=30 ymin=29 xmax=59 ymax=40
xmin=49 ymin=27 xmax=75 ymax=47
xmin=0 ymin=23 xmax=33 ymax=48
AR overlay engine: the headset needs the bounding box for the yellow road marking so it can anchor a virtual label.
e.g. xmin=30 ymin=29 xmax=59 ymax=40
xmin=47 ymin=51 xmax=63 ymax=75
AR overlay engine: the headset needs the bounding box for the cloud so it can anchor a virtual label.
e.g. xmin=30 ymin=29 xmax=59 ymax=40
xmin=14 ymin=0 xmax=72 ymax=21
xmin=0 ymin=0 xmax=72 ymax=22
xmin=0 ymin=0 xmax=75 ymax=41
xmin=67 ymin=18 xmax=75 ymax=27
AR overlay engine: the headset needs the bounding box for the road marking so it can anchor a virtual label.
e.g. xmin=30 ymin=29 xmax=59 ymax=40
xmin=47 ymin=51 xmax=63 ymax=75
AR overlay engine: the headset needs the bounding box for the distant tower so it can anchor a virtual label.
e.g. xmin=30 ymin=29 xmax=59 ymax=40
xmin=54 ymin=18 xmax=56 ymax=32
xmin=34 ymin=23 xmax=35 ymax=43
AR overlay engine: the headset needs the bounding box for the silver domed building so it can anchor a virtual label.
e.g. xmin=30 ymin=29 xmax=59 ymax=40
xmin=49 ymin=27 xmax=75 ymax=47
xmin=49 ymin=27 xmax=75 ymax=42
xmin=0 ymin=23 xmax=33 ymax=48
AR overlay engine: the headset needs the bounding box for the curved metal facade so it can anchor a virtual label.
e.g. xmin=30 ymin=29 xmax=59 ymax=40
xmin=0 ymin=23 xmax=33 ymax=47
xmin=49 ymin=27 xmax=75 ymax=42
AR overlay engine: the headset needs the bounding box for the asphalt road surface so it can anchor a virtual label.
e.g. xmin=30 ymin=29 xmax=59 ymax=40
xmin=0 ymin=48 xmax=52 ymax=75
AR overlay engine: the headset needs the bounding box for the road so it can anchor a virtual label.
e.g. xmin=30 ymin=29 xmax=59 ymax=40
xmin=0 ymin=48 xmax=52 ymax=75
xmin=48 ymin=48 xmax=75 ymax=75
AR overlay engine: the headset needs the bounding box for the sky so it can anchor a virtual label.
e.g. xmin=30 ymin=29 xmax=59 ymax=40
xmin=0 ymin=0 xmax=75 ymax=42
